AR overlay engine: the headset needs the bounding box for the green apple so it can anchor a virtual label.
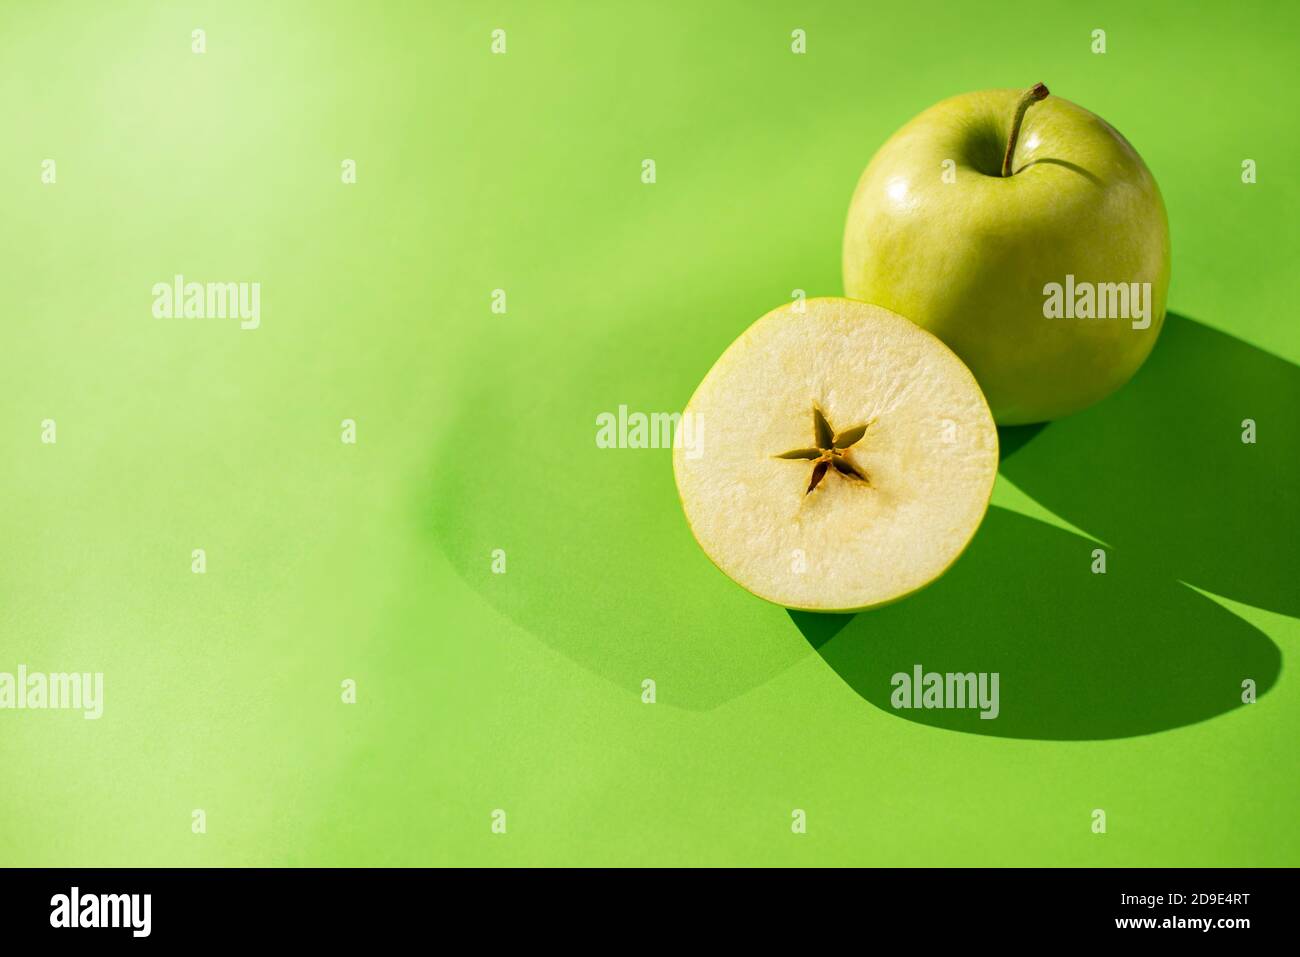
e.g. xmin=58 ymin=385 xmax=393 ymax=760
xmin=673 ymin=297 xmax=998 ymax=612
xmin=843 ymin=84 xmax=1171 ymax=424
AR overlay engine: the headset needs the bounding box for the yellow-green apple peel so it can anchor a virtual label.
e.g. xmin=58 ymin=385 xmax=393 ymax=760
xmin=843 ymin=84 xmax=1171 ymax=424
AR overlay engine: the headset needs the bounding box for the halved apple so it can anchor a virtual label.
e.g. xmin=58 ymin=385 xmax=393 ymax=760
xmin=673 ymin=297 xmax=998 ymax=612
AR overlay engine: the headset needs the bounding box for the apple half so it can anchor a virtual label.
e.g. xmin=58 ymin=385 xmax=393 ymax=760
xmin=673 ymin=297 xmax=998 ymax=612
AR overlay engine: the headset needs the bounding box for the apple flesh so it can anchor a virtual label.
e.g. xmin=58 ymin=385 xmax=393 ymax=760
xmin=673 ymin=298 xmax=998 ymax=612
xmin=843 ymin=87 xmax=1171 ymax=424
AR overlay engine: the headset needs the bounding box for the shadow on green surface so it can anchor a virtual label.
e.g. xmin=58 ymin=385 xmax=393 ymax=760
xmin=426 ymin=378 xmax=812 ymax=712
xmin=998 ymin=312 xmax=1300 ymax=618
xmin=792 ymin=506 xmax=1281 ymax=740
xmin=995 ymin=422 xmax=1047 ymax=460
xmin=795 ymin=313 xmax=1296 ymax=738
xmin=431 ymin=310 xmax=1293 ymax=719
xmin=789 ymin=611 xmax=854 ymax=650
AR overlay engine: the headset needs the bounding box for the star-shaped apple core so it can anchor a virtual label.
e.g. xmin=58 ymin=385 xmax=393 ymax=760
xmin=775 ymin=405 xmax=873 ymax=494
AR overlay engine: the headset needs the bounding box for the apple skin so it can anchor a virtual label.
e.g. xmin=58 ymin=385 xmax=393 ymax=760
xmin=843 ymin=89 xmax=1171 ymax=424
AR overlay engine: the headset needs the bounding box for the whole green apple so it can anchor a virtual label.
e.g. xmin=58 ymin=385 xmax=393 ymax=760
xmin=843 ymin=84 xmax=1171 ymax=424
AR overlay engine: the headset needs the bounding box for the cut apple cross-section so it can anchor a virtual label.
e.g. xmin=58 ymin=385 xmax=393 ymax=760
xmin=673 ymin=297 xmax=999 ymax=613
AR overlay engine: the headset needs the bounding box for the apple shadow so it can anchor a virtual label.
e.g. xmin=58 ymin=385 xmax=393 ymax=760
xmin=425 ymin=379 xmax=816 ymax=712
xmin=995 ymin=422 xmax=1047 ymax=461
xmin=793 ymin=313 xmax=1292 ymax=738
xmin=788 ymin=611 xmax=854 ymax=650
xmin=790 ymin=506 xmax=1281 ymax=740
xmin=999 ymin=312 xmax=1300 ymax=619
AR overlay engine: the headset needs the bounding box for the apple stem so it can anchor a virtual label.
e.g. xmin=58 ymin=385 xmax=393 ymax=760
xmin=1000 ymin=82 xmax=1050 ymax=177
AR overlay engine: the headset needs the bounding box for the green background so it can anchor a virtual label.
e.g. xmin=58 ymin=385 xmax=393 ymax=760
xmin=2 ymin=0 xmax=1297 ymax=865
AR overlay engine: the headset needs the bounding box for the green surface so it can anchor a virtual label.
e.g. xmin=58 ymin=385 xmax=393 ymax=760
xmin=2 ymin=0 xmax=1296 ymax=866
